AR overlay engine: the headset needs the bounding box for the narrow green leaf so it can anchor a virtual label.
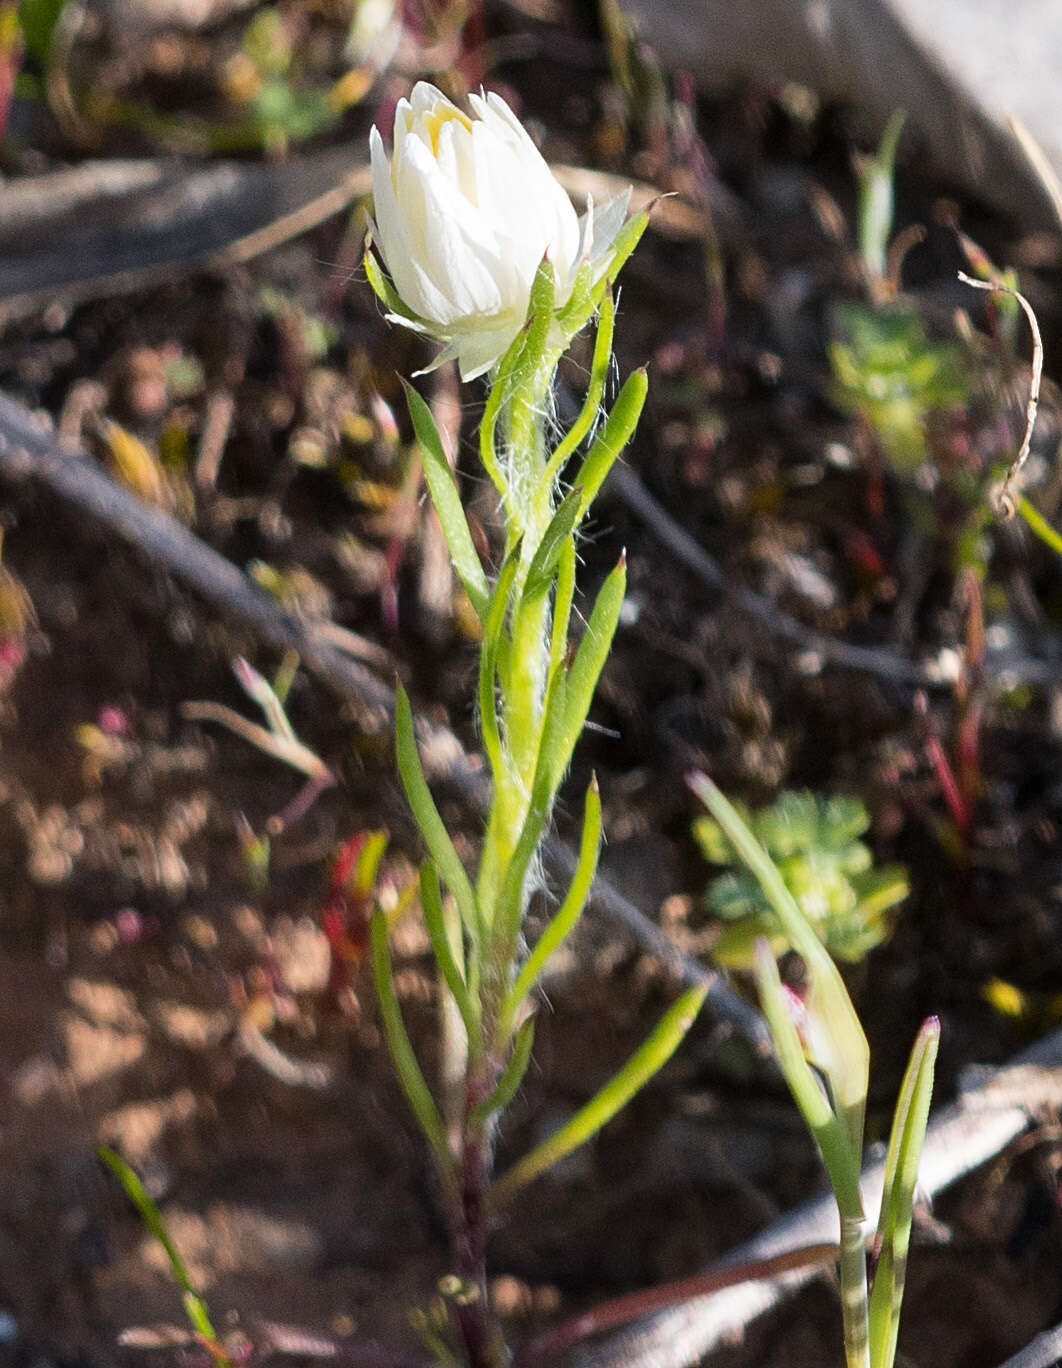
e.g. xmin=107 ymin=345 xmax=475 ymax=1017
xmin=394 ymin=685 xmax=482 ymax=944
xmin=502 ymin=776 xmax=602 ymax=1035
xmin=370 ymin=909 xmax=457 ymax=1195
xmin=353 ymin=829 xmax=389 ymax=896
xmin=515 ymin=258 xmax=557 ymax=386
xmin=573 ymin=368 xmax=648 ymax=523
xmin=469 ymin=1017 xmax=536 ymax=1126
xmin=549 ymin=536 xmax=576 ymax=681
xmin=402 ymin=379 xmax=490 ymax=623
xmin=1017 ymin=493 xmax=1062 ymax=560
xmin=689 ymin=772 xmax=869 ymax=1127
xmin=489 ymin=983 xmax=708 ymax=1209
xmin=868 ymin=1017 xmax=939 ymax=1368
xmin=99 ymin=1147 xmax=202 ymax=1302
xmin=478 ymin=547 xmax=521 ymax=790
xmin=493 ymin=668 xmax=569 ymax=956
xmin=544 ymin=289 xmax=616 ymax=485
xmin=182 ymin=1293 xmax=217 ymax=1341
xmin=555 ymin=554 xmax=627 ymax=782
xmin=753 ymin=943 xmax=864 ymax=1219
xmin=858 ymin=110 xmax=906 ymax=283
xmin=523 ymin=489 xmax=582 ymax=604
xmin=554 ymin=258 xmax=594 ymax=333
xmin=479 ymin=325 xmax=531 ymax=503
xmin=419 ymin=863 xmax=481 ymax=1052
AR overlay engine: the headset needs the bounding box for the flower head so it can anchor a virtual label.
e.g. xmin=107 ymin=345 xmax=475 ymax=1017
xmin=369 ymin=82 xmax=630 ymax=380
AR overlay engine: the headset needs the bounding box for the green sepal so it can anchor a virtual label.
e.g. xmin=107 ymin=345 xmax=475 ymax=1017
xmin=364 ymin=248 xmax=426 ymax=328
xmin=554 ymin=553 xmax=627 ymax=783
xmin=469 ymin=1016 xmax=536 ymax=1127
xmin=394 ymin=685 xmax=482 ymax=945
xmin=370 ymin=909 xmax=457 ymax=1196
xmin=489 ymin=981 xmax=708 ymax=1210
xmin=573 ymin=367 xmax=648 ymax=523
xmin=545 ymin=288 xmax=616 ymax=485
xmin=402 ymin=379 xmax=490 ymax=623
xmin=501 ymin=775 xmax=603 ymax=1036
xmin=419 ymin=862 xmax=481 ymax=1053
xmin=868 ymin=1017 xmax=939 ymax=1368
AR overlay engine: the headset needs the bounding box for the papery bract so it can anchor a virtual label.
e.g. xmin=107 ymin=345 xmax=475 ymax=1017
xmin=369 ymin=81 xmax=630 ymax=379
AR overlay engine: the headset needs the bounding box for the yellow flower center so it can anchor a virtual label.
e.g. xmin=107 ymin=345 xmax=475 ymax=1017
xmin=423 ymin=105 xmax=473 ymax=156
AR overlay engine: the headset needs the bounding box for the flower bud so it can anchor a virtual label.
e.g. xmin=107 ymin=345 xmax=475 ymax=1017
xmin=369 ymin=82 xmax=630 ymax=380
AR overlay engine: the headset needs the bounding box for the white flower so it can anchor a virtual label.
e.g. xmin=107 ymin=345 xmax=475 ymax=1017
xmin=369 ymin=82 xmax=631 ymax=380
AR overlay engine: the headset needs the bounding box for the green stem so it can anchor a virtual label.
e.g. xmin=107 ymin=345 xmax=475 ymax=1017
xmin=840 ymin=1212 xmax=870 ymax=1368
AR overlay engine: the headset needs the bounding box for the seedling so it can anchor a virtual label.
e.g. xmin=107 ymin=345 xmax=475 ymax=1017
xmin=691 ymin=773 xmax=937 ymax=1368
xmin=694 ymin=789 xmax=909 ymax=968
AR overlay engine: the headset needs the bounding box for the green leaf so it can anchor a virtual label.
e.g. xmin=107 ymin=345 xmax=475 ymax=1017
xmin=419 ymin=863 xmax=481 ymax=1052
xmin=572 ymin=367 xmax=648 ymax=524
xmin=17 ymin=0 xmax=66 ymax=64
xmin=99 ymin=1147 xmax=202 ymax=1303
xmin=502 ymin=776 xmax=603 ymax=1035
xmin=544 ymin=289 xmax=616 ymax=485
xmin=1017 ymin=493 xmax=1062 ymax=560
xmin=522 ymin=488 xmax=582 ymax=605
xmin=858 ymin=110 xmax=906 ymax=283
xmin=394 ymin=685 xmax=482 ymax=944
xmin=753 ymin=942 xmax=864 ymax=1219
xmin=402 ymin=380 xmax=490 ymax=622
xmin=493 ymin=667 xmax=569 ymax=956
xmin=469 ymin=1016 xmax=536 ymax=1126
xmin=479 ymin=325 xmax=531 ymax=503
xmin=549 ymin=536 xmax=577 ymax=681
xmin=516 ymin=257 xmax=558 ymax=385
xmin=688 ymin=773 xmax=869 ymax=1134
xmin=478 ymin=546 xmax=521 ymax=790
xmin=868 ymin=1017 xmax=939 ymax=1368
xmin=555 ymin=554 xmax=627 ymax=782
xmin=489 ymin=982 xmax=707 ymax=1209
xmin=370 ymin=909 xmax=457 ymax=1195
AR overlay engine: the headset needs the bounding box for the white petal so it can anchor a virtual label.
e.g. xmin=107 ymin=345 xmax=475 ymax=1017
xmin=586 ymin=187 xmax=632 ymax=266
xmin=370 ymin=126 xmax=455 ymax=323
xmin=396 ymin=135 xmax=507 ymax=319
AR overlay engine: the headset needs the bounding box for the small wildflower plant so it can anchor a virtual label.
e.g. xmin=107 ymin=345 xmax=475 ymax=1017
xmin=365 ymin=82 xmax=706 ymax=1366
xmin=690 ymin=773 xmax=937 ymax=1368
xmin=694 ymin=789 xmax=909 ymax=968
